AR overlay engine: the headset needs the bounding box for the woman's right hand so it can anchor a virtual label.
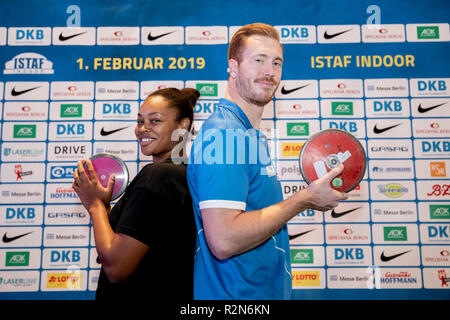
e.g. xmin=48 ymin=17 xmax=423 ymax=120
xmin=72 ymin=159 xmax=115 ymax=212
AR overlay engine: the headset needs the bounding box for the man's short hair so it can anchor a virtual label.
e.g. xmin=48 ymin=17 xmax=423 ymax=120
xmin=228 ymin=23 xmax=283 ymax=63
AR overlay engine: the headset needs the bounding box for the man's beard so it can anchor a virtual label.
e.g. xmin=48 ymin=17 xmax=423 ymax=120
xmin=239 ymin=76 xmax=279 ymax=107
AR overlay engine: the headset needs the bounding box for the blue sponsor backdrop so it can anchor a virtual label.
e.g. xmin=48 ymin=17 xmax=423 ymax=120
xmin=0 ymin=0 xmax=449 ymax=300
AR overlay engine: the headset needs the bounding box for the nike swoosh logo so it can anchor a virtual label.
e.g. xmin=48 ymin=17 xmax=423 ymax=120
xmin=331 ymin=206 xmax=362 ymax=218
xmin=380 ymin=250 xmax=411 ymax=262
xmin=11 ymin=86 xmax=40 ymax=96
xmin=100 ymin=126 xmax=129 ymax=136
xmin=289 ymin=229 xmax=315 ymax=241
xmin=148 ymin=30 xmax=175 ymax=41
xmin=373 ymin=123 xmax=402 ymax=134
xmin=281 ymin=84 xmax=310 ymax=95
xmin=417 ymin=102 xmax=447 ymax=113
xmin=323 ymin=29 xmax=352 ymax=39
xmin=2 ymin=231 xmax=33 ymax=243
xmin=58 ymin=31 xmax=88 ymax=41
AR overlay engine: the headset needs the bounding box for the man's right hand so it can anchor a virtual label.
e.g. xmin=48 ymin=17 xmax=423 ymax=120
xmin=301 ymin=164 xmax=349 ymax=211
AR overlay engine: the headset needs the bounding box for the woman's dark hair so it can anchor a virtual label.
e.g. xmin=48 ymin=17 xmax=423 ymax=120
xmin=147 ymin=87 xmax=200 ymax=130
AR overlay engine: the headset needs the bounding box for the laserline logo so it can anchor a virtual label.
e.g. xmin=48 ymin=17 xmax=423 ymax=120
xmin=287 ymin=122 xmax=309 ymax=136
xmin=384 ymin=226 xmax=408 ymax=241
xmin=417 ymin=26 xmax=439 ymax=39
xmin=196 ymin=83 xmax=218 ymax=97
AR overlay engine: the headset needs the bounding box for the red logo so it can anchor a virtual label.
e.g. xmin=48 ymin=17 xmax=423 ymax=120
xmin=68 ymin=86 xmax=77 ymax=92
xmin=21 ymin=106 xmax=31 ymax=112
xmin=202 ymin=31 xmax=211 ymax=36
xmin=438 ymin=269 xmax=449 ymax=287
xmin=114 ymin=31 xmax=123 ymax=37
xmin=379 ymin=28 xmax=388 ymax=34
xmin=343 ymin=228 xmax=353 ymax=235
xmin=337 ymin=83 xmax=346 ymax=89
xmin=14 ymin=164 xmax=23 ymax=181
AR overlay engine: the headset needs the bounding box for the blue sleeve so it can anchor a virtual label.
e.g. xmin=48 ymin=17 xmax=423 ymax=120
xmin=192 ymin=128 xmax=250 ymax=211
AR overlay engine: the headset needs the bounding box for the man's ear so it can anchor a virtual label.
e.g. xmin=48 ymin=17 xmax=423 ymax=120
xmin=229 ymin=59 xmax=238 ymax=78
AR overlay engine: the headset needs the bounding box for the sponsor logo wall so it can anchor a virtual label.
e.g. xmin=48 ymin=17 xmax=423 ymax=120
xmin=0 ymin=0 xmax=449 ymax=300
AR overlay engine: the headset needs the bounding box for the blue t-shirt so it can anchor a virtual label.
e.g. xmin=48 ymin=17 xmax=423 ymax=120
xmin=187 ymin=98 xmax=292 ymax=300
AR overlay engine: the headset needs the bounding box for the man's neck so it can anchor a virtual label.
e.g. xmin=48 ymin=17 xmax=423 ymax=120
xmin=224 ymin=88 xmax=264 ymax=129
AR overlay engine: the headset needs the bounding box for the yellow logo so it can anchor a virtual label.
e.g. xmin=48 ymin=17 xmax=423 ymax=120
xmin=281 ymin=142 xmax=304 ymax=157
xmin=292 ymin=270 xmax=320 ymax=287
xmin=47 ymin=272 xmax=82 ymax=289
xmin=430 ymin=161 xmax=446 ymax=177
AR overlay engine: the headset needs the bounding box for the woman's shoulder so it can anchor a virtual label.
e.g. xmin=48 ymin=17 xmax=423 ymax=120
xmin=135 ymin=161 xmax=187 ymax=187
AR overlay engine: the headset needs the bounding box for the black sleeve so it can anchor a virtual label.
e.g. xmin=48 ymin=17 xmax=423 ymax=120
xmin=114 ymin=187 xmax=170 ymax=247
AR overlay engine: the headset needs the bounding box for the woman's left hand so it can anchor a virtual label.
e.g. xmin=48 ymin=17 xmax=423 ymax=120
xmin=72 ymin=160 xmax=115 ymax=213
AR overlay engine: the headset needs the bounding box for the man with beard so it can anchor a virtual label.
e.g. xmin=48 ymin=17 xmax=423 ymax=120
xmin=187 ymin=23 xmax=348 ymax=300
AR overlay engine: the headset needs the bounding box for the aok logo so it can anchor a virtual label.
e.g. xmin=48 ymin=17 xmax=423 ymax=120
xmin=290 ymin=249 xmax=313 ymax=264
xmin=384 ymin=226 xmax=408 ymax=241
xmin=60 ymin=104 xmax=82 ymax=118
xmin=287 ymin=122 xmax=309 ymax=136
xmin=13 ymin=125 xmax=36 ymax=138
xmin=417 ymin=26 xmax=439 ymax=39
xmin=332 ymin=102 xmax=353 ymax=115
xmin=430 ymin=205 xmax=450 ymax=219
xmin=5 ymin=251 xmax=30 ymax=267
xmin=196 ymin=83 xmax=218 ymax=97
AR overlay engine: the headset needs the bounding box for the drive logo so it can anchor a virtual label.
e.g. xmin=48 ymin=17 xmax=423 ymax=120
xmin=47 ymin=272 xmax=82 ymax=289
xmin=287 ymin=122 xmax=309 ymax=136
xmin=13 ymin=125 xmax=36 ymax=139
xmin=5 ymin=251 xmax=30 ymax=267
xmin=275 ymin=25 xmax=316 ymax=43
xmin=3 ymin=53 xmax=54 ymax=74
xmin=410 ymin=78 xmax=450 ymax=97
xmin=8 ymin=27 xmax=51 ymax=45
xmin=60 ymin=104 xmax=82 ymax=118
xmin=384 ymin=226 xmax=408 ymax=241
xmin=290 ymin=249 xmax=313 ymax=264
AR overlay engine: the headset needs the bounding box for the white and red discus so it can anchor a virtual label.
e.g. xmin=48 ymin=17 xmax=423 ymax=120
xmin=299 ymin=129 xmax=366 ymax=192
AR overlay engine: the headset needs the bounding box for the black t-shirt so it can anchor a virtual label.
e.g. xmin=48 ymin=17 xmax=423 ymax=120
xmin=95 ymin=160 xmax=195 ymax=302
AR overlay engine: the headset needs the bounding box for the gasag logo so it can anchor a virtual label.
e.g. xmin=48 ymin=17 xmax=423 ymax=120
xmin=44 ymin=205 xmax=89 ymax=225
xmin=275 ymin=25 xmax=316 ymax=43
xmin=4 ymin=52 xmax=54 ymax=74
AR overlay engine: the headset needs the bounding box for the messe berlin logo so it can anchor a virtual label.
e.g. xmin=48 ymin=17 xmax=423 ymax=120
xmin=4 ymin=52 xmax=54 ymax=74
